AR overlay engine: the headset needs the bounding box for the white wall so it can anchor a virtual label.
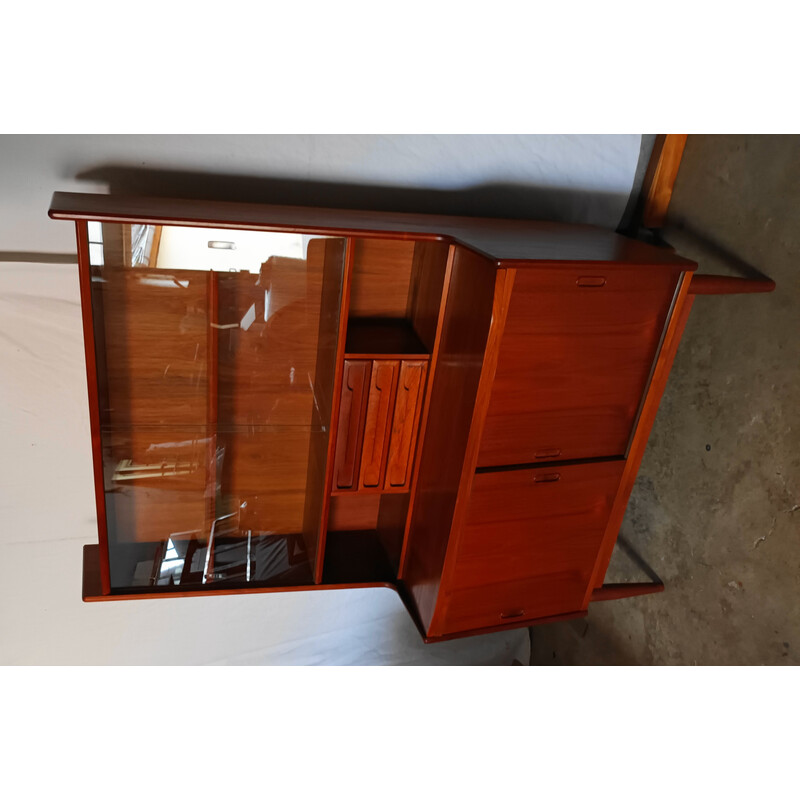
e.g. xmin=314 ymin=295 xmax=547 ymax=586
xmin=0 ymin=135 xmax=641 ymax=665
xmin=0 ymin=134 xmax=640 ymax=254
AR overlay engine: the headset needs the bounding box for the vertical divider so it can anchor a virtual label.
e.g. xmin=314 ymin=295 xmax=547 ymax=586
xmin=76 ymin=221 xmax=112 ymax=595
xmin=313 ymin=237 xmax=356 ymax=583
xmin=396 ymin=245 xmax=455 ymax=578
xmin=427 ymin=267 xmax=517 ymax=636
xmin=206 ymin=270 xmax=219 ymax=544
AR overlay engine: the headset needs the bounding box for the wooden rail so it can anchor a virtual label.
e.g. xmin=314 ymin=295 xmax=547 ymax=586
xmin=689 ymin=274 xmax=776 ymax=295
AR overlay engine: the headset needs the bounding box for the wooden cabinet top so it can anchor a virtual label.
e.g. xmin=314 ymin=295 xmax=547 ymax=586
xmin=49 ymin=191 xmax=696 ymax=270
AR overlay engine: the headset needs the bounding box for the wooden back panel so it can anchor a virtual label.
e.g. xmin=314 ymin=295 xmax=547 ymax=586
xmin=97 ymin=267 xmax=211 ymax=545
xmin=402 ymin=245 xmax=498 ymax=631
xmin=301 ymin=237 xmax=347 ymax=576
xmin=216 ymin=254 xmax=322 ymax=533
xmin=348 ymin=238 xmax=415 ymax=318
xmin=101 ymin=267 xmax=209 ymax=429
xmin=478 ymin=265 xmax=682 ymax=467
xmin=217 ymin=256 xmax=318 ymax=428
xmin=407 ymin=240 xmax=452 ymax=352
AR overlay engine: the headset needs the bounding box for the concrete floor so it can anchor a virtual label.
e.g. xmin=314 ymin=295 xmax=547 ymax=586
xmin=530 ymin=135 xmax=800 ymax=665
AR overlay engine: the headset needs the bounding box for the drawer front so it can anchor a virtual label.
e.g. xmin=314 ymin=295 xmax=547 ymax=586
xmin=477 ymin=266 xmax=680 ymax=467
xmin=384 ymin=360 xmax=428 ymax=490
xmin=438 ymin=460 xmax=624 ymax=635
xmin=332 ymin=360 xmax=371 ymax=490
xmin=359 ymin=360 xmax=399 ymax=489
xmin=332 ymin=358 xmax=428 ymax=494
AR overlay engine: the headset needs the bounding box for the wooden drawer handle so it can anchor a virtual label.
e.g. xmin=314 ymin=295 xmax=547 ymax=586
xmin=576 ymin=276 xmax=606 ymax=287
xmin=534 ymin=448 xmax=561 ymax=459
xmin=500 ymin=609 xmax=525 ymax=620
xmin=533 ymin=472 xmax=560 ymax=483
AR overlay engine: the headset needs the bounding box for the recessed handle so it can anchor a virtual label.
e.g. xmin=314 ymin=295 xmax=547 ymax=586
xmin=535 ymin=448 xmax=561 ymax=459
xmin=500 ymin=609 xmax=525 ymax=620
xmin=533 ymin=472 xmax=561 ymax=483
xmin=576 ymin=276 xmax=606 ymax=287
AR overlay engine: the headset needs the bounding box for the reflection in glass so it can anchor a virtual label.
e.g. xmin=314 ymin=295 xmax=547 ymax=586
xmin=89 ymin=223 xmax=345 ymax=591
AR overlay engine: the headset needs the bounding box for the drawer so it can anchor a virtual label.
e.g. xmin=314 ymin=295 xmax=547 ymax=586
xmin=477 ymin=266 xmax=680 ymax=467
xmin=332 ymin=360 xmax=371 ymax=490
xmin=438 ymin=460 xmax=624 ymax=635
xmin=332 ymin=358 xmax=428 ymax=493
xmin=384 ymin=360 xmax=428 ymax=490
xmin=359 ymin=360 xmax=399 ymax=489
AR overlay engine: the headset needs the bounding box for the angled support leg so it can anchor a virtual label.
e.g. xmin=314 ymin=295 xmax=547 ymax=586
xmin=592 ymin=582 xmax=664 ymax=602
xmin=591 ymin=534 xmax=665 ymax=603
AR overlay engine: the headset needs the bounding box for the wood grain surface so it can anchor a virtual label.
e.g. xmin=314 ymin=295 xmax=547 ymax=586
xmin=584 ymin=273 xmax=695 ymax=601
xmin=332 ymin=360 xmax=371 ymax=490
xmin=384 ymin=360 xmax=428 ymax=490
xmin=402 ymin=246 xmax=499 ymax=631
xmin=478 ymin=265 xmax=682 ymax=467
xmin=50 ymin=191 xmax=698 ymax=268
xmin=359 ymin=360 xmax=399 ymax=489
xmin=436 ymin=460 xmax=624 ymax=635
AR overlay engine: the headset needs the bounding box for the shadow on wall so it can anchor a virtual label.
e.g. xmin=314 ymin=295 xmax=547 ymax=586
xmin=74 ymin=164 xmax=630 ymax=227
xmin=4 ymin=159 xmax=646 ymax=265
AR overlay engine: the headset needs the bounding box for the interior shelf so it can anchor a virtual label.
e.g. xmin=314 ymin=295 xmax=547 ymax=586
xmin=345 ymin=318 xmax=429 ymax=358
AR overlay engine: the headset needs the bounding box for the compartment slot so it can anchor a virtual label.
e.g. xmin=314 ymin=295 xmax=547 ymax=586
xmin=323 ymin=492 xmax=410 ymax=581
xmin=345 ymin=318 xmax=428 ymax=358
xmin=328 ymin=494 xmax=381 ymax=532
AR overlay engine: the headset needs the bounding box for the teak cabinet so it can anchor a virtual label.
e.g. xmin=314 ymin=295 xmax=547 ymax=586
xmin=49 ymin=191 xmax=772 ymax=643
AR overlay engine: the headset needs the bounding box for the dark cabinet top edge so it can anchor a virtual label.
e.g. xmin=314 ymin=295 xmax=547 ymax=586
xmin=49 ymin=191 xmax=697 ymax=270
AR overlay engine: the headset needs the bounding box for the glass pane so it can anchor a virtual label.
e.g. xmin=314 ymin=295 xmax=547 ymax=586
xmin=88 ymin=223 xmax=346 ymax=591
xmin=87 ymin=220 xmax=103 ymax=242
xmin=89 ymin=242 xmax=104 ymax=265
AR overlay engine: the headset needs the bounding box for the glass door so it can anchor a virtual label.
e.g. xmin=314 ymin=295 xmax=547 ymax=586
xmin=85 ymin=221 xmax=346 ymax=591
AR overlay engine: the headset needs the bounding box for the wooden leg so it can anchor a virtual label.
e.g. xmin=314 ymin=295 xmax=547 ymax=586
xmin=689 ymin=275 xmax=775 ymax=295
xmin=591 ymin=582 xmax=665 ymax=602
xmin=591 ymin=534 xmax=665 ymax=603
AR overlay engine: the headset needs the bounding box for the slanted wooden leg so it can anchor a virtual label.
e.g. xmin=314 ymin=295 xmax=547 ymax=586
xmin=591 ymin=582 xmax=665 ymax=603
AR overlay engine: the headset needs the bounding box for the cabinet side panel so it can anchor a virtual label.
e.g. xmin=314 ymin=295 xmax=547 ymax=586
xmin=76 ymin=221 xmax=111 ymax=594
xmin=402 ymin=246 xmax=497 ymax=631
xmin=584 ymin=273 xmax=694 ymax=601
